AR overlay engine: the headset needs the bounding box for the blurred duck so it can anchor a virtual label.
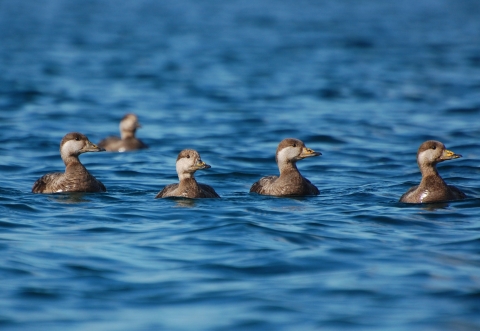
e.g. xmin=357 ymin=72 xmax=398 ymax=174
xmin=98 ymin=113 xmax=148 ymax=152
xmin=250 ymin=138 xmax=321 ymax=196
xmin=399 ymin=140 xmax=466 ymax=203
xmin=32 ymin=132 xmax=106 ymax=193
xmin=155 ymin=149 xmax=220 ymax=199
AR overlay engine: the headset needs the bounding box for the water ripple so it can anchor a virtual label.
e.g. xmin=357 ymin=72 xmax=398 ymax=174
xmin=1 ymin=0 xmax=480 ymax=330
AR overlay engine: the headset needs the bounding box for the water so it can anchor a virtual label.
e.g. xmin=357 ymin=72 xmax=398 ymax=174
xmin=1 ymin=0 xmax=480 ymax=330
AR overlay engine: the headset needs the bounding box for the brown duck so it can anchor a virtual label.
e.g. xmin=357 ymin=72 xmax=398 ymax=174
xmin=250 ymin=138 xmax=321 ymax=196
xmin=155 ymin=149 xmax=219 ymax=199
xmin=32 ymin=132 xmax=106 ymax=193
xmin=399 ymin=140 xmax=466 ymax=203
xmin=98 ymin=113 xmax=148 ymax=152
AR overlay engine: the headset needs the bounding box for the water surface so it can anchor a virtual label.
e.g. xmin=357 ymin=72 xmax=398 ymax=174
xmin=1 ymin=0 xmax=480 ymax=330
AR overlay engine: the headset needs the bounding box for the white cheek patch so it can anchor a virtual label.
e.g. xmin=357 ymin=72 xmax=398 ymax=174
xmin=417 ymin=149 xmax=436 ymax=164
xmin=277 ymin=147 xmax=297 ymax=164
xmin=176 ymin=157 xmax=191 ymax=171
xmin=277 ymin=148 xmax=288 ymax=163
xmin=176 ymin=157 xmax=195 ymax=179
xmin=62 ymin=140 xmax=76 ymax=154
xmin=121 ymin=117 xmax=135 ymax=131
xmin=62 ymin=140 xmax=82 ymax=155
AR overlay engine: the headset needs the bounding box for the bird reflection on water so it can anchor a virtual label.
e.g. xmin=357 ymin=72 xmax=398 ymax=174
xmin=47 ymin=192 xmax=93 ymax=204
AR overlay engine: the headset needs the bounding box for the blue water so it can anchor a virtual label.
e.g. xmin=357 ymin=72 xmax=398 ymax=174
xmin=1 ymin=0 xmax=480 ymax=330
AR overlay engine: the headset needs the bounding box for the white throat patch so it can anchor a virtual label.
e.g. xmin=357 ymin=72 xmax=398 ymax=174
xmin=176 ymin=157 xmax=195 ymax=180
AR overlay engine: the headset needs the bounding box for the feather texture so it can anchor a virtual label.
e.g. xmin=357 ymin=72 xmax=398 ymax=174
xmin=155 ymin=149 xmax=219 ymax=199
xmin=250 ymin=138 xmax=320 ymax=196
xmin=32 ymin=132 xmax=106 ymax=194
xmin=399 ymin=140 xmax=466 ymax=203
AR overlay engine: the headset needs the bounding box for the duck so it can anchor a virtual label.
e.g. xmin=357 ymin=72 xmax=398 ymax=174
xmin=155 ymin=149 xmax=220 ymax=199
xmin=399 ymin=140 xmax=466 ymax=203
xmin=98 ymin=113 xmax=148 ymax=152
xmin=32 ymin=132 xmax=106 ymax=194
xmin=250 ymin=138 xmax=321 ymax=196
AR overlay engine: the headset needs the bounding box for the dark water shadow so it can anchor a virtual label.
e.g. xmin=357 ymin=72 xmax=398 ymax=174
xmin=248 ymin=192 xmax=320 ymax=201
xmin=47 ymin=192 xmax=93 ymax=204
xmin=395 ymin=198 xmax=480 ymax=211
xmin=173 ymin=198 xmax=197 ymax=208
xmin=396 ymin=201 xmax=450 ymax=211
xmin=421 ymin=202 xmax=450 ymax=211
xmin=157 ymin=196 xmax=199 ymax=208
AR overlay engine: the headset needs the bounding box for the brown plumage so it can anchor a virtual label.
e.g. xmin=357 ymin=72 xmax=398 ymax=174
xmin=250 ymin=138 xmax=321 ymax=196
xmin=155 ymin=149 xmax=220 ymax=199
xmin=399 ymin=140 xmax=466 ymax=203
xmin=32 ymin=132 xmax=106 ymax=194
xmin=98 ymin=113 xmax=148 ymax=152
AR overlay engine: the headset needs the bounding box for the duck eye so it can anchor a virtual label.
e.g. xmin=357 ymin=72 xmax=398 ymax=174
xmin=187 ymin=155 xmax=190 ymax=158
xmin=431 ymin=145 xmax=436 ymax=150
xmin=293 ymin=143 xmax=297 ymax=147
xmin=75 ymin=137 xmax=80 ymax=141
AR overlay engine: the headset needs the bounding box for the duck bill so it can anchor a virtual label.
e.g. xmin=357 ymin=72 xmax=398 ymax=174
xmin=299 ymin=147 xmax=321 ymax=159
xmin=195 ymin=160 xmax=211 ymax=170
xmin=440 ymin=149 xmax=462 ymax=161
xmin=80 ymin=141 xmax=106 ymax=153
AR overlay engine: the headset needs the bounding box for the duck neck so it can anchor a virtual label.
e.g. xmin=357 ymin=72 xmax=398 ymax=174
xmin=64 ymin=156 xmax=88 ymax=175
xmin=178 ymin=177 xmax=198 ymax=189
xmin=278 ymin=161 xmax=301 ymax=179
xmin=419 ymin=163 xmax=447 ymax=187
xmin=178 ymin=172 xmax=196 ymax=182
xmin=419 ymin=162 xmax=440 ymax=178
xmin=121 ymin=129 xmax=136 ymax=140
